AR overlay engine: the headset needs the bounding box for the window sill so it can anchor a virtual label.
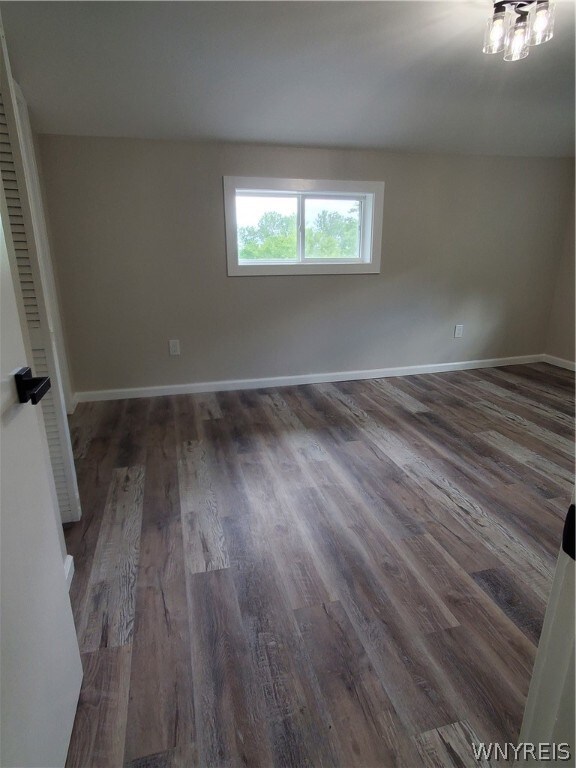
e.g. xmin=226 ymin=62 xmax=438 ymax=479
xmin=227 ymin=262 xmax=381 ymax=277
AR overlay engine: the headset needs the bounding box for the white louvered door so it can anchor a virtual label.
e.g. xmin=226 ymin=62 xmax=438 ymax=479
xmin=0 ymin=70 xmax=81 ymax=523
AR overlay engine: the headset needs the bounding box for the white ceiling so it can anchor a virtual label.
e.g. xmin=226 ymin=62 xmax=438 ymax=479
xmin=1 ymin=1 xmax=574 ymax=156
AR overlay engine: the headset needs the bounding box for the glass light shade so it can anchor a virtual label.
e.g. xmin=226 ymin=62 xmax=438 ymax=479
xmin=483 ymin=9 xmax=509 ymax=53
xmin=528 ymin=0 xmax=555 ymax=45
xmin=504 ymin=16 xmax=530 ymax=61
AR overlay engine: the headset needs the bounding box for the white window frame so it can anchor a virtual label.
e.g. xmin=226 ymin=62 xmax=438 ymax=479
xmin=223 ymin=176 xmax=384 ymax=276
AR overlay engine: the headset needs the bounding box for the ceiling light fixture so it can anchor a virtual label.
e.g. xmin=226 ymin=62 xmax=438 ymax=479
xmin=483 ymin=0 xmax=556 ymax=61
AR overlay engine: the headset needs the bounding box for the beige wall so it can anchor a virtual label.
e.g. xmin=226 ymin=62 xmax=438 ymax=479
xmin=37 ymin=135 xmax=574 ymax=393
xmin=546 ymin=189 xmax=575 ymax=363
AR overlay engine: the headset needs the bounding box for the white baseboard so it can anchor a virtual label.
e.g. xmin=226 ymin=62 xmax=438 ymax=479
xmin=66 ymin=393 xmax=78 ymax=416
xmin=64 ymin=554 xmax=74 ymax=591
xmin=74 ymin=353 xmax=550 ymax=404
xmin=541 ymin=354 xmax=576 ymax=371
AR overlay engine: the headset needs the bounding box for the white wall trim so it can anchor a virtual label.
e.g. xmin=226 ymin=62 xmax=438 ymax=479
xmin=541 ymin=354 xmax=576 ymax=371
xmin=73 ymin=353 xmax=553 ymax=404
xmin=63 ymin=554 xmax=74 ymax=592
xmin=66 ymin=393 xmax=78 ymax=416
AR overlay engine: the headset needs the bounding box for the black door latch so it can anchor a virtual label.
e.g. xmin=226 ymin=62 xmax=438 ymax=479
xmin=14 ymin=367 xmax=51 ymax=405
xmin=562 ymin=504 xmax=575 ymax=561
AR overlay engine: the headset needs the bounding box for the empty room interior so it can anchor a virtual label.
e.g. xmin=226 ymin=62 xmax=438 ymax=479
xmin=0 ymin=1 xmax=575 ymax=767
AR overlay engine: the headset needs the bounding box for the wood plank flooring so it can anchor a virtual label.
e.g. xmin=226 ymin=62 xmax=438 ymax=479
xmin=64 ymin=363 xmax=575 ymax=768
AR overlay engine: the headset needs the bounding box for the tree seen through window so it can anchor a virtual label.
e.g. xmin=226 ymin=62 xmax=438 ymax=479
xmin=238 ymin=200 xmax=361 ymax=261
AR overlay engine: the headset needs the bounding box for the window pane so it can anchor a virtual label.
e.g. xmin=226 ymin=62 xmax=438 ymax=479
xmin=304 ymin=198 xmax=361 ymax=260
xmin=236 ymin=194 xmax=298 ymax=262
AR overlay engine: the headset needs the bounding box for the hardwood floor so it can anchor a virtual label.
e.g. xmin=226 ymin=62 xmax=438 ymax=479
xmin=64 ymin=363 xmax=575 ymax=768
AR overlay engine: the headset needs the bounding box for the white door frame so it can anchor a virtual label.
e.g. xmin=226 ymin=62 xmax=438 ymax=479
xmin=0 ymin=128 xmax=83 ymax=768
xmin=12 ymin=79 xmax=74 ymax=414
xmin=518 ymin=496 xmax=575 ymax=764
xmin=0 ymin=21 xmax=81 ymax=524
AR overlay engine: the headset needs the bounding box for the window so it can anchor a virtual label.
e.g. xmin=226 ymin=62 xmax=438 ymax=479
xmin=223 ymin=176 xmax=384 ymax=276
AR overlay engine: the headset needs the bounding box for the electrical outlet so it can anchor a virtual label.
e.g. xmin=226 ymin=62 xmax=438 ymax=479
xmin=454 ymin=324 xmax=464 ymax=338
xmin=169 ymin=339 xmax=180 ymax=356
